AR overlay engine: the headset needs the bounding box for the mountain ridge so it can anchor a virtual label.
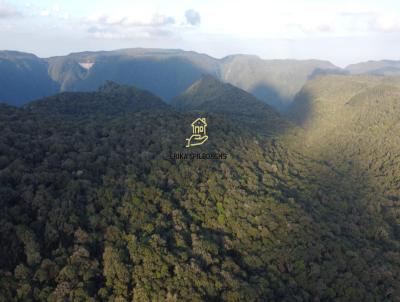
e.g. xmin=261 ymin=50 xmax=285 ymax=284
xmin=0 ymin=48 xmax=342 ymax=110
xmin=23 ymin=81 xmax=169 ymax=119
xmin=0 ymin=50 xmax=59 ymax=106
xmin=346 ymin=60 xmax=400 ymax=75
xmin=171 ymin=75 xmax=290 ymax=135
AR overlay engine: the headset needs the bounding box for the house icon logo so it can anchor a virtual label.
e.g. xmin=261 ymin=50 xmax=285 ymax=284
xmin=186 ymin=118 xmax=209 ymax=147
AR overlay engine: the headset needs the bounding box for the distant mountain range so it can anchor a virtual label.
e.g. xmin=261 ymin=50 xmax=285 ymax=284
xmin=0 ymin=48 xmax=369 ymax=110
xmin=0 ymin=51 xmax=59 ymax=106
xmin=2 ymin=47 xmax=400 ymax=110
xmin=346 ymin=60 xmax=400 ymax=76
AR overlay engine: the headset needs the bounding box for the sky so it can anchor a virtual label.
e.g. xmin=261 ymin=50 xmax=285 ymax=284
xmin=1 ymin=0 xmax=400 ymax=66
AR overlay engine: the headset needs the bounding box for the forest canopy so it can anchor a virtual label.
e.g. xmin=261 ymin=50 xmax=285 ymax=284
xmin=1 ymin=80 xmax=400 ymax=301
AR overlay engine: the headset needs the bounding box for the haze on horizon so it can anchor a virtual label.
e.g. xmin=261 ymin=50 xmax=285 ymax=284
xmin=1 ymin=0 xmax=400 ymax=67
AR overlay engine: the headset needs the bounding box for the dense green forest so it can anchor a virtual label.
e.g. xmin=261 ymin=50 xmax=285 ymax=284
xmin=1 ymin=79 xmax=400 ymax=301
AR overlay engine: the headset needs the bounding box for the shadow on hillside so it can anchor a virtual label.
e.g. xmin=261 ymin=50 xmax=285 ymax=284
xmin=251 ymin=83 xmax=288 ymax=112
xmin=271 ymin=93 xmax=399 ymax=300
xmin=167 ymin=92 xmax=398 ymax=299
xmin=1 ymin=79 xmax=399 ymax=301
xmin=307 ymin=68 xmax=349 ymax=80
xmin=71 ymin=57 xmax=220 ymax=102
xmin=283 ymin=89 xmax=313 ymax=125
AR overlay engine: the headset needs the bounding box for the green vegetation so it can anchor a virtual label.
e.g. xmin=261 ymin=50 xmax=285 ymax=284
xmin=24 ymin=81 xmax=169 ymax=119
xmin=287 ymin=76 xmax=400 ymax=274
xmin=0 ymin=78 xmax=400 ymax=301
xmin=172 ymin=75 xmax=290 ymax=135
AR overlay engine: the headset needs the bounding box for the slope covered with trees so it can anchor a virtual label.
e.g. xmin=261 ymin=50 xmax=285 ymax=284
xmin=288 ymin=74 xmax=400 ymax=197
xmin=24 ymin=81 xmax=168 ymax=119
xmin=171 ymin=75 xmax=290 ymax=135
xmin=287 ymin=75 xmax=400 ymax=292
xmin=1 ymin=81 xmax=399 ymax=301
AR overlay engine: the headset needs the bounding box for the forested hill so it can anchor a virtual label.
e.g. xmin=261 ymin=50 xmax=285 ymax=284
xmin=172 ymin=75 xmax=278 ymax=116
xmin=0 ymin=82 xmax=399 ymax=301
xmin=24 ymin=81 xmax=169 ymax=119
xmin=288 ymin=74 xmax=400 ymax=222
xmin=171 ymin=75 xmax=290 ymax=134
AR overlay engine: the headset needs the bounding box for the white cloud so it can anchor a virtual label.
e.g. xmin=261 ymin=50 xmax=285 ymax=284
xmin=185 ymin=9 xmax=200 ymax=26
xmin=52 ymin=4 xmax=60 ymax=14
xmin=60 ymin=12 xmax=70 ymax=20
xmin=2 ymin=0 xmax=400 ymax=66
xmin=322 ymin=11 xmax=400 ymax=35
xmin=88 ymin=28 xmax=173 ymax=40
xmin=86 ymin=12 xmax=175 ymax=27
xmin=34 ymin=3 xmax=70 ymax=20
xmin=83 ymin=10 xmax=180 ymax=40
xmin=188 ymin=0 xmax=400 ymax=38
xmin=0 ymin=1 xmax=20 ymax=18
xmin=85 ymin=12 xmax=177 ymax=39
xmin=371 ymin=13 xmax=400 ymax=32
xmin=40 ymin=10 xmax=50 ymax=17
